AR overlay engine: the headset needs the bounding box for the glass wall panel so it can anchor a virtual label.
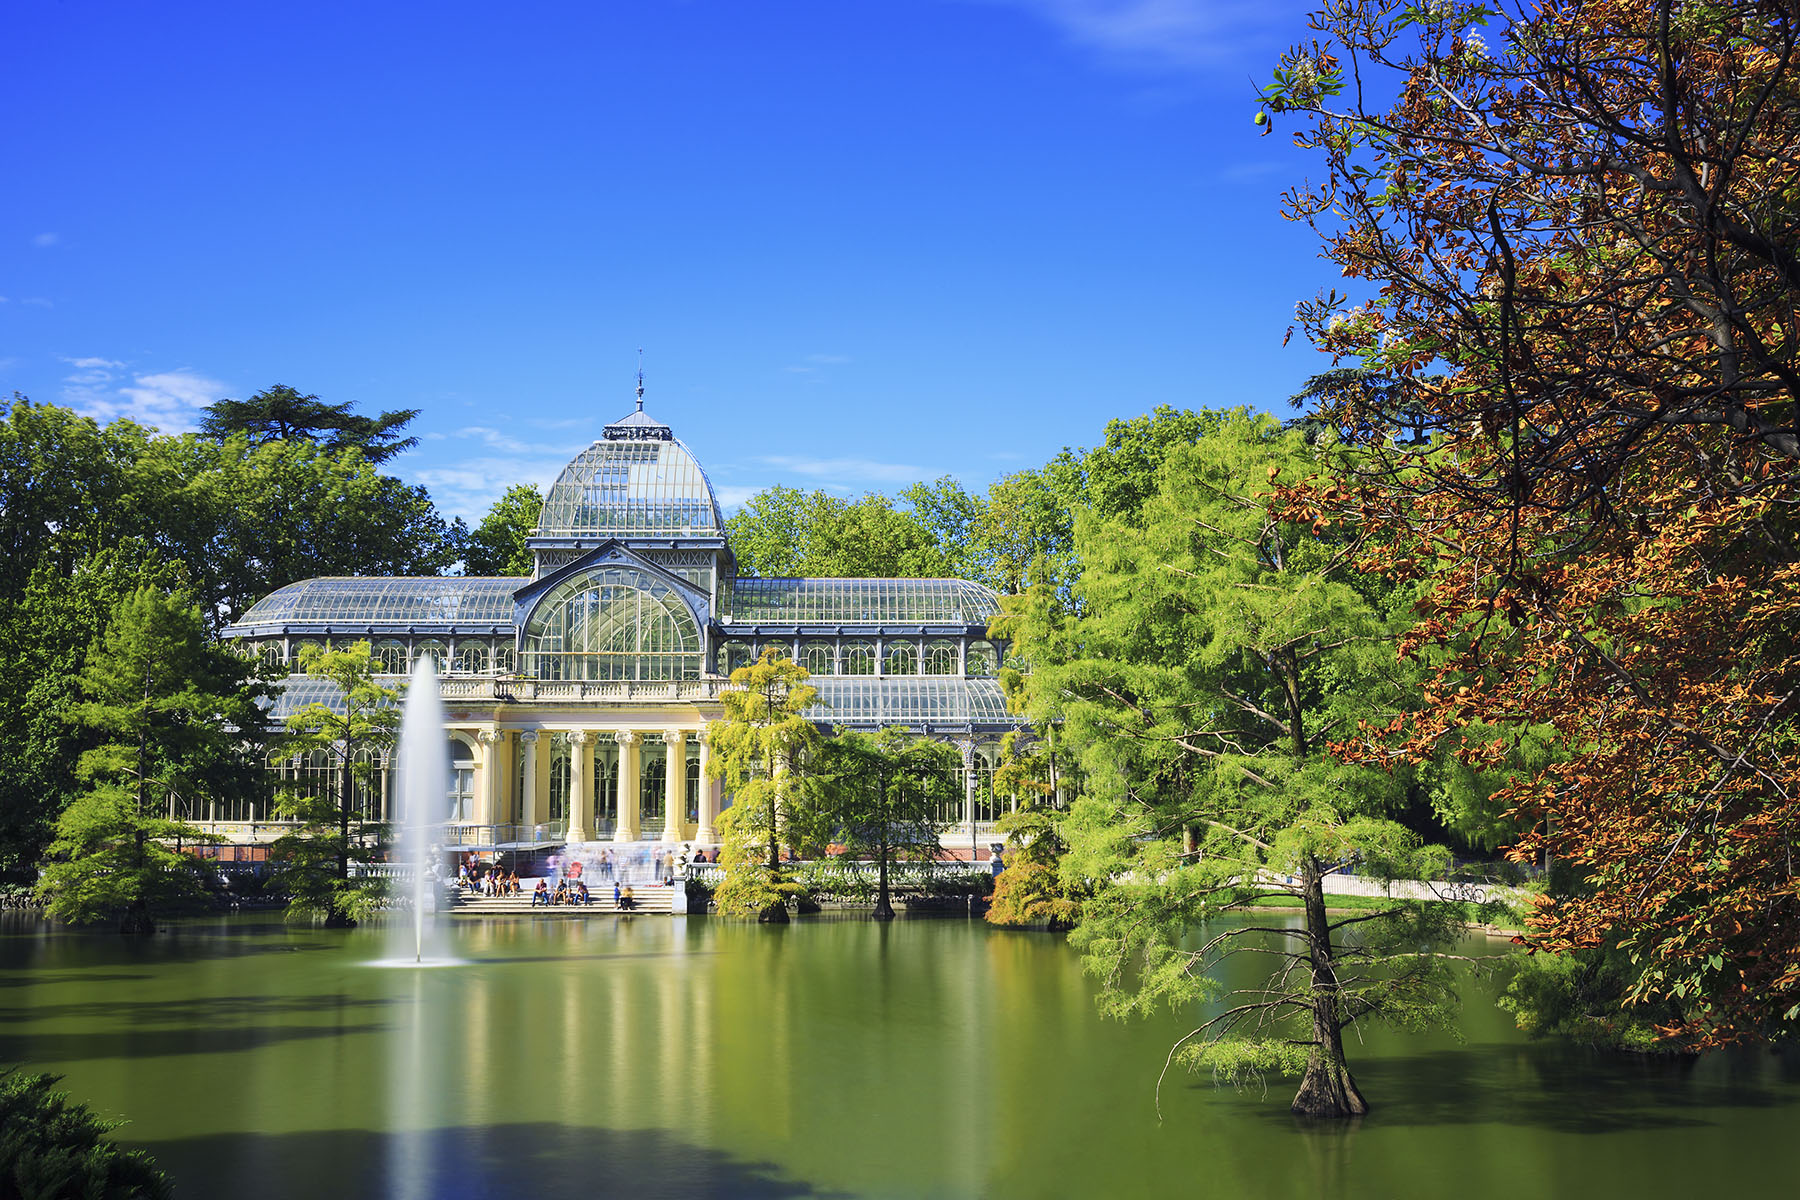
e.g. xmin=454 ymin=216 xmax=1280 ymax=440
xmin=594 ymin=742 xmax=619 ymax=829
xmin=415 ymin=640 xmax=448 ymax=670
xmin=967 ymin=640 xmax=999 ymax=677
xmin=719 ymin=641 xmax=753 ymax=675
xmin=374 ymin=640 xmax=408 ymax=674
xmin=641 ymin=744 xmax=667 ymax=831
xmin=449 ymin=739 xmax=475 ymax=822
xmin=923 ymin=640 xmax=958 ymax=675
xmin=456 ymin=644 xmax=488 ymax=675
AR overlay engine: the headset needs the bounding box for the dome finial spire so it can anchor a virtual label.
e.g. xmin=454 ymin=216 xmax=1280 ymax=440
xmin=636 ymin=347 xmax=645 ymax=412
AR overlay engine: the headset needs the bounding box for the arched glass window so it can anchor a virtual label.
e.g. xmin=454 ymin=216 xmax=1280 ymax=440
xmin=520 ymin=566 xmax=702 ymax=681
xmin=449 ymin=739 xmax=475 ymax=822
xmin=455 ymin=643 xmax=488 ymax=675
xmin=842 ymin=641 xmax=875 ymax=676
xmin=415 ymin=640 xmax=448 ymax=670
xmin=719 ymin=640 xmax=753 ymax=676
xmin=923 ymin=640 xmax=958 ymax=676
xmin=801 ymin=640 xmax=835 ymax=677
xmin=256 ymin=642 xmax=285 ymax=668
xmin=884 ymin=641 xmax=917 ymax=676
xmin=374 ymin=640 xmax=408 ymax=674
xmin=966 ymin=640 xmax=999 ymax=677
xmin=493 ymin=643 xmax=516 ymax=674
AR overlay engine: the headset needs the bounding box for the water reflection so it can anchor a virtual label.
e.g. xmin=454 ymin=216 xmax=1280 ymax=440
xmin=0 ymin=913 xmax=1796 ymax=1200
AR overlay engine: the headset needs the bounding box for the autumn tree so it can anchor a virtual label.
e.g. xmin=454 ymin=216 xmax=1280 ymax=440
xmin=1004 ymin=410 xmax=1477 ymax=1117
xmin=1265 ymin=0 xmax=1800 ymax=1042
xmin=35 ymin=586 xmax=269 ymax=934
xmin=268 ymin=642 xmax=402 ymax=927
xmin=706 ymin=650 xmax=822 ymax=923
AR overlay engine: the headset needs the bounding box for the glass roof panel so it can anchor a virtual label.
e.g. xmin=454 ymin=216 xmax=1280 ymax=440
xmin=728 ymin=578 xmax=1001 ymax=625
xmin=232 ymin=577 xmax=520 ymax=630
xmin=804 ymin=678 xmax=1020 ymax=727
xmin=265 ymin=675 xmax=397 ymax=719
xmin=535 ymin=434 xmax=724 ymax=539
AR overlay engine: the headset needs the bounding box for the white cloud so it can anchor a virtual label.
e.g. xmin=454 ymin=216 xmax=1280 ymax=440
xmin=977 ymin=0 xmax=1274 ymax=70
xmin=21 ymin=297 xmax=52 ymax=308
xmin=59 ymin=359 xmax=226 ymax=432
xmin=456 ymin=425 xmax=588 ymax=456
xmin=32 ymin=232 xmax=59 ymax=248
xmin=412 ymin=455 xmax=569 ymax=524
xmin=758 ymin=455 xmax=926 ymax=485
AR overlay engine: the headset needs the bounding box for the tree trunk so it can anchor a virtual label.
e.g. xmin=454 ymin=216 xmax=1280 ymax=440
xmin=1290 ymin=859 xmax=1368 ymax=1118
xmin=119 ymin=897 xmax=155 ymax=937
xmin=873 ymin=780 xmax=895 ymax=920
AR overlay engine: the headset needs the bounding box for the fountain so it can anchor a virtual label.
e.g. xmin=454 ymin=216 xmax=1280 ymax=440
xmin=379 ymin=657 xmax=458 ymax=966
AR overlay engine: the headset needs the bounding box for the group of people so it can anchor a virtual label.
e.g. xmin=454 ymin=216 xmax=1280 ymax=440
xmin=458 ymin=863 xmax=521 ymax=897
xmin=531 ymin=877 xmax=593 ymax=907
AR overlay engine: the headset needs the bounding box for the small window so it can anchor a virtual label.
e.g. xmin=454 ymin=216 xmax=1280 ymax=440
xmin=258 ymin=642 xmax=285 ymax=668
xmin=494 ymin=643 xmax=516 ymax=673
xmin=842 ymin=641 xmax=875 ymax=676
xmin=967 ymin=640 xmax=999 ymax=677
xmin=884 ymin=642 xmax=917 ymax=675
xmin=415 ymin=641 xmax=448 ymax=670
xmin=719 ymin=641 xmax=753 ymax=675
xmin=923 ymin=640 xmax=958 ymax=676
xmin=455 ymin=644 xmax=488 ymax=675
xmin=374 ymin=641 xmax=408 ymax=674
xmin=801 ymin=641 xmax=835 ymax=677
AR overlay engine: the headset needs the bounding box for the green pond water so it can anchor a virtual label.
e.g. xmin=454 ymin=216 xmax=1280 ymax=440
xmin=2 ymin=910 xmax=1796 ymax=1200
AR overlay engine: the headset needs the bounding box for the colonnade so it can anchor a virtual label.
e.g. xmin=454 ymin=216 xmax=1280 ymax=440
xmin=470 ymin=726 xmax=720 ymax=845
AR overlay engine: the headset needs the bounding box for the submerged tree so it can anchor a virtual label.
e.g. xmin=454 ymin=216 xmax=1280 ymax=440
xmin=816 ymin=727 xmax=958 ymax=920
xmin=268 ymin=642 xmax=401 ymax=927
xmin=1266 ymin=0 xmax=1800 ymax=1042
xmin=707 ymin=650 xmax=822 ymax=922
xmin=1004 ymin=411 xmax=1481 ymax=1117
xmin=36 ymin=586 xmax=268 ymax=934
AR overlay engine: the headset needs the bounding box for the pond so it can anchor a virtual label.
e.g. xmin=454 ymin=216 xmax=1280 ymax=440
xmin=2 ymin=911 xmax=1796 ymax=1199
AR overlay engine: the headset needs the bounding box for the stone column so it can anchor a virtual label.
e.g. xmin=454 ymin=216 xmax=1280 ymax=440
xmin=477 ymin=728 xmax=504 ymax=829
xmin=568 ymin=730 xmax=594 ymax=842
xmin=662 ymin=730 xmax=687 ymax=844
xmin=519 ymin=731 xmax=541 ymax=836
xmin=958 ymin=737 xmax=978 ymax=862
xmin=695 ymin=730 xmax=719 ymax=844
xmin=614 ymin=731 xmax=641 ymax=842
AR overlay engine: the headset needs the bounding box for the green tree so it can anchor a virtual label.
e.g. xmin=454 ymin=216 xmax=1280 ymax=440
xmin=35 ymin=586 xmax=268 ymax=934
xmin=0 ymin=1068 xmax=172 ymax=1200
xmin=268 ymin=642 xmax=402 ymax=927
xmin=706 ymin=650 xmax=822 ymax=922
xmin=200 ymin=384 xmax=421 ymax=463
xmin=985 ymin=732 xmax=1081 ymax=930
xmin=464 ymin=483 xmax=541 ymax=575
xmin=1004 ymin=410 xmax=1475 ymax=1117
xmin=816 ymin=727 xmax=957 ymax=920
xmin=727 ymin=486 xmax=953 ymax=578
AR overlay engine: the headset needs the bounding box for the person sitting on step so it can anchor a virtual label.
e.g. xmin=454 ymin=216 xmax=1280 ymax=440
xmin=531 ymin=878 xmax=550 ymax=907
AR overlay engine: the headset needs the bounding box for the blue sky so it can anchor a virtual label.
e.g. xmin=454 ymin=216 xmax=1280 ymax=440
xmin=3 ymin=0 xmax=1333 ymax=522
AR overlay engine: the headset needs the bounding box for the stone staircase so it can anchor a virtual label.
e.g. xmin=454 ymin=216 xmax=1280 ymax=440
xmin=451 ymin=884 xmax=680 ymax=915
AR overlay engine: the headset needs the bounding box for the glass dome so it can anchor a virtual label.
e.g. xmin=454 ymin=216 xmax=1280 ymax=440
xmin=535 ymin=408 xmax=725 ymax=540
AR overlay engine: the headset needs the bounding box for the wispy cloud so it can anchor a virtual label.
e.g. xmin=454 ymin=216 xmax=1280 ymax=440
xmin=21 ymin=297 xmax=53 ymax=308
xmin=1218 ymin=160 xmax=1287 ymax=182
xmin=412 ymin=456 xmax=568 ymax=524
xmin=782 ymin=352 xmax=853 ymax=375
xmin=59 ymin=358 xmax=227 ymax=432
xmin=758 ymin=455 xmax=926 ymax=485
xmin=455 ymin=426 xmax=587 ymax=456
xmin=32 ymin=232 xmax=59 ymax=248
xmin=977 ymin=0 xmax=1276 ymax=70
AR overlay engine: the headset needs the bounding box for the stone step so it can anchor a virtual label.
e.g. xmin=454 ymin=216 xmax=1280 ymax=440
xmin=451 ymin=888 xmax=679 ymax=915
